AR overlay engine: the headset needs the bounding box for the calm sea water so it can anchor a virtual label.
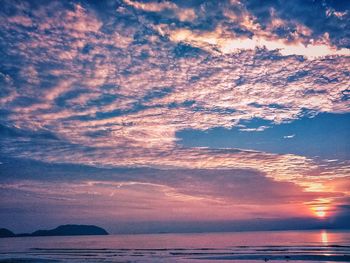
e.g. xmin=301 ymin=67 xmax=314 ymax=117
xmin=0 ymin=230 xmax=349 ymax=262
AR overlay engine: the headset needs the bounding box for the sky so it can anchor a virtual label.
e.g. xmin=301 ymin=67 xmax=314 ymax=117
xmin=0 ymin=0 xmax=349 ymax=233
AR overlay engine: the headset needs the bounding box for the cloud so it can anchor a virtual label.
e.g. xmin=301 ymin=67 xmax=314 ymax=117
xmin=1 ymin=158 xmax=345 ymax=226
xmin=124 ymin=0 xmax=197 ymax=22
xmin=0 ymin=1 xmax=349 ymax=180
xmin=0 ymin=0 xmax=349 ymax=228
xmin=243 ymin=0 xmax=350 ymax=49
xmin=149 ymin=0 xmax=350 ymax=58
xmin=161 ymin=26 xmax=350 ymax=58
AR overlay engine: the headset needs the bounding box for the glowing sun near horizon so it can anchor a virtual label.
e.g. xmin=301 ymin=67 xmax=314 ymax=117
xmin=313 ymin=207 xmax=327 ymax=218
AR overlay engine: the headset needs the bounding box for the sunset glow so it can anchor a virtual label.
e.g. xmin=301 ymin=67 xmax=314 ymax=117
xmin=0 ymin=0 xmax=349 ymax=234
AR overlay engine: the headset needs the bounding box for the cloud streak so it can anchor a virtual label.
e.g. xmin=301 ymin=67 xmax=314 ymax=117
xmin=1 ymin=158 xmax=345 ymax=226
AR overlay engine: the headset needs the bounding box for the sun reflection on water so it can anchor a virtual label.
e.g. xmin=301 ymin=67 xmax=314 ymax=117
xmin=320 ymin=230 xmax=332 ymax=256
xmin=321 ymin=230 xmax=328 ymax=245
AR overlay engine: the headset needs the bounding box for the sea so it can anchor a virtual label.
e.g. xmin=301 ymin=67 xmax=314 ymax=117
xmin=0 ymin=230 xmax=349 ymax=262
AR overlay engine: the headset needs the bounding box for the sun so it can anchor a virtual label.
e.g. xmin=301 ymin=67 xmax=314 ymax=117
xmin=313 ymin=207 xmax=327 ymax=218
xmin=316 ymin=210 xmax=326 ymax=218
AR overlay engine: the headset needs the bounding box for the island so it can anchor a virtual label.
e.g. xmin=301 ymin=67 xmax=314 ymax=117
xmin=0 ymin=224 xmax=109 ymax=238
xmin=0 ymin=228 xmax=15 ymax=238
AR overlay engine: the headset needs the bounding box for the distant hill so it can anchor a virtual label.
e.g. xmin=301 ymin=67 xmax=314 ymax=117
xmin=31 ymin=225 xmax=109 ymax=236
xmin=0 ymin=228 xmax=15 ymax=238
xmin=0 ymin=225 xmax=108 ymax=238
